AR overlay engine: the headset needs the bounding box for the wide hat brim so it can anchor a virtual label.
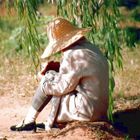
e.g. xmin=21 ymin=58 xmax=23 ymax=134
xmin=41 ymin=28 xmax=90 ymax=59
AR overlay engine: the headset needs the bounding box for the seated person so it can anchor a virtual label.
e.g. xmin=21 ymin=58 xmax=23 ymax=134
xmin=10 ymin=17 xmax=109 ymax=132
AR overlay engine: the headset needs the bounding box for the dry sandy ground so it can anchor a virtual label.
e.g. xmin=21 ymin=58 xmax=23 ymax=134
xmin=1 ymin=93 xmax=140 ymax=140
xmin=0 ymin=91 xmax=123 ymax=140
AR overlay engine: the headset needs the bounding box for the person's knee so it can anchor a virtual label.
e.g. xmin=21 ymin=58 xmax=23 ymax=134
xmin=32 ymin=85 xmax=48 ymax=110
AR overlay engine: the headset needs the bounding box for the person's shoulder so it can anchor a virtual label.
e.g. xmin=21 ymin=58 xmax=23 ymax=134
xmin=69 ymin=47 xmax=86 ymax=60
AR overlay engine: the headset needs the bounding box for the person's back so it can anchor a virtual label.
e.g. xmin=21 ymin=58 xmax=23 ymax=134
xmin=56 ymin=38 xmax=109 ymax=122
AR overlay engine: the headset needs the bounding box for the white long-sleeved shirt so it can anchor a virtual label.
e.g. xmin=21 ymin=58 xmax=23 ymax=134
xmin=41 ymin=39 xmax=109 ymax=122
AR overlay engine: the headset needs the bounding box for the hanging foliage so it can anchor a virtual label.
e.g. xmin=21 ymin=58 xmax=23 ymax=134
xmin=6 ymin=0 xmax=41 ymax=70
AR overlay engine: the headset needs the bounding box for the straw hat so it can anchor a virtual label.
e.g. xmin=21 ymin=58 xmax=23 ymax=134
xmin=41 ymin=17 xmax=91 ymax=59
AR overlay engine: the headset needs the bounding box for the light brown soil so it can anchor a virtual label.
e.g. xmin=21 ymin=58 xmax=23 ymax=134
xmin=2 ymin=92 xmax=139 ymax=140
xmin=0 ymin=92 xmax=124 ymax=140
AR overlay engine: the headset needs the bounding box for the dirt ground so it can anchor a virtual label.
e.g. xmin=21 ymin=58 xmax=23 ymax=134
xmin=0 ymin=47 xmax=140 ymax=140
xmin=0 ymin=86 xmax=124 ymax=140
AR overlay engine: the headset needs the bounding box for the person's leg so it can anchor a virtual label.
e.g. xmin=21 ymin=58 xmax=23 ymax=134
xmin=24 ymin=84 xmax=52 ymax=124
xmin=44 ymin=96 xmax=61 ymax=131
xmin=10 ymin=85 xmax=52 ymax=131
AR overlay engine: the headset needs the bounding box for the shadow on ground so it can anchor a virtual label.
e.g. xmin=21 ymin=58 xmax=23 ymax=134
xmin=49 ymin=107 xmax=140 ymax=139
xmin=112 ymin=107 xmax=140 ymax=139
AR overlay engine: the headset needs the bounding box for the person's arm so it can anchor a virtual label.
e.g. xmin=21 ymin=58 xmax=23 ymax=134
xmin=41 ymin=50 xmax=86 ymax=96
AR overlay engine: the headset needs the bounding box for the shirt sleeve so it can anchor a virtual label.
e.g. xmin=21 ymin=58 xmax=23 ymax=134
xmin=41 ymin=49 xmax=86 ymax=96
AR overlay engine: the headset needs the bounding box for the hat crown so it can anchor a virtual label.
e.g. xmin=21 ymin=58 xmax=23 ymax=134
xmin=41 ymin=17 xmax=90 ymax=59
xmin=47 ymin=18 xmax=77 ymax=42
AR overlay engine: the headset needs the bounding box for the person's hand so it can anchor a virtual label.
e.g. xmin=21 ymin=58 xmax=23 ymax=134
xmin=36 ymin=61 xmax=60 ymax=81
xmin=41 ymin=61 xmax=60 ymax=75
